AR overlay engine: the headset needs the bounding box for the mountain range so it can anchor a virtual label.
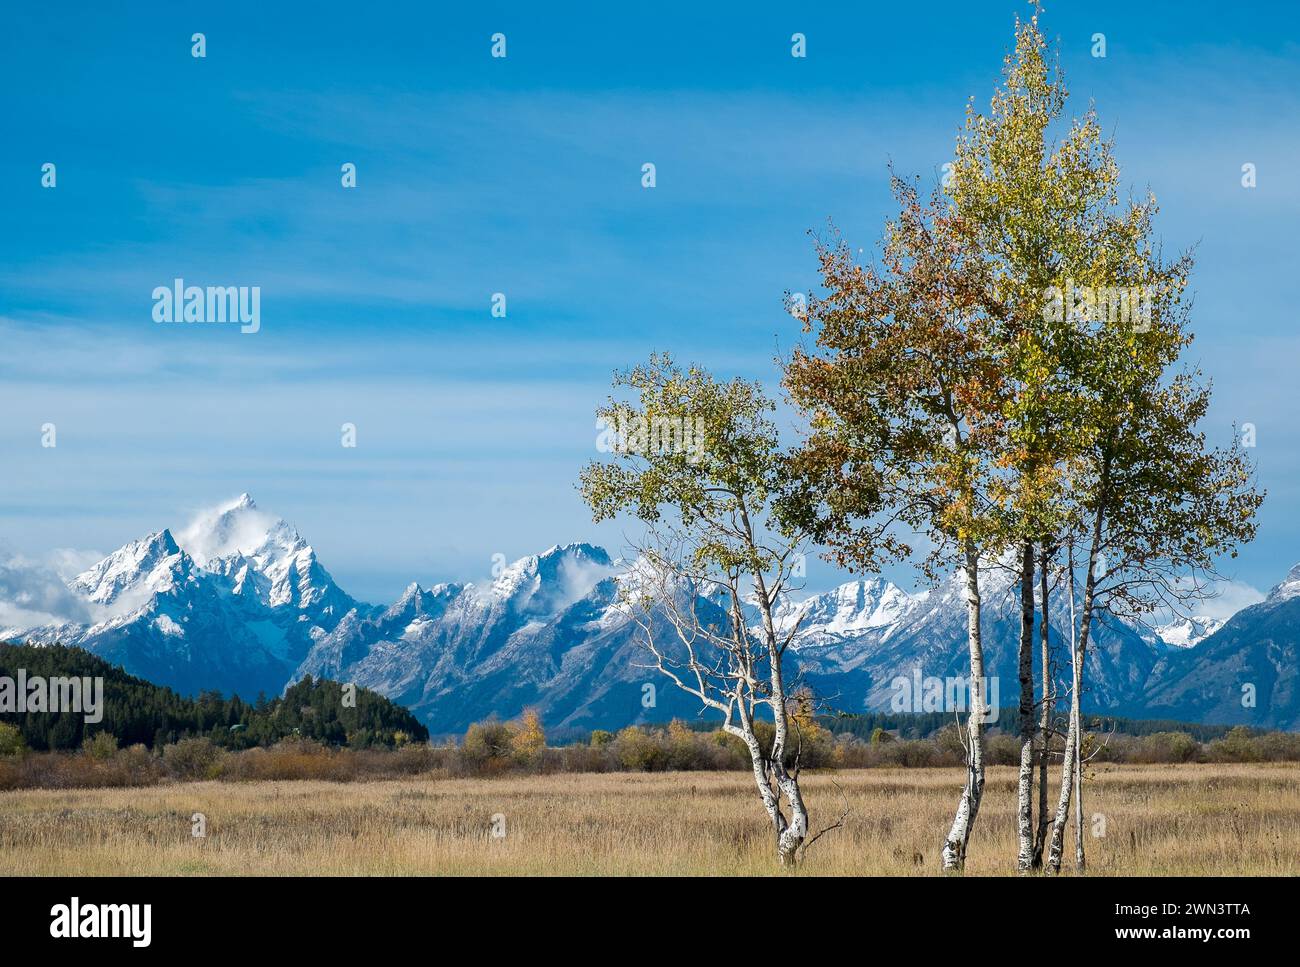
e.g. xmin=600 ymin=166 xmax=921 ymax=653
xmin=3 ymin=495 xmax=1296 ymax=732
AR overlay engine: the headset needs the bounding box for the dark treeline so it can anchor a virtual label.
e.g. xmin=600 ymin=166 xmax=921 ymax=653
xmin=0 ymin=643 xmax=427 ymax=750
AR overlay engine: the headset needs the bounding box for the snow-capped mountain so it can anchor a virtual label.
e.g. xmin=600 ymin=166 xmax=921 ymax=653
xmin=292 ymin=543 xmax=713 ymax=732
xmin=6 ymin=495 xmax=362 ymax=698
xmin=782 ymin=561 xmax=1166 ymax=720
xmin=1138 ymin=564 xmax=1300 ymax=729
xmin=69 ymin=529 xmax=189 ymax=609
xmin=1263 ymin=563 xmax=1300 ymax=607
xmin=3 ymin=494 xmax=1291 ymax=731
xmin=294 ymin=546 xmax=1170 ymax=733
xmin=1155 ymin=616 xmax=1225 ymax=648
xmin=774 ymin=578 xmax=916 ymax=645
xmin=179 ymin=493 xmax=357 ymax=620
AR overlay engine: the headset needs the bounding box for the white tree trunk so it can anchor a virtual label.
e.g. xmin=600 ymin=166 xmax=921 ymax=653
xmin=1047 ymin=525 xmax=1100 ymax=875
xmin=942 ymin=545 xmax=986 ymax=873
xmin=733 ymin=712 xmax=794 ymax=865
xmin=764 ymin=636 xmax=807 ymax=865
xmin=1073 ymin=709 xmax=1086 ymax=873
xmin=1016 ymin=541 xmax=1036 ymax=873
xmin=772 ymin=762 xmax=809 ymax=865
xmin=1034 ymin=547 xmax=1051 ymax=868
xmin=749 ymin=565 xmax=809 ymax=867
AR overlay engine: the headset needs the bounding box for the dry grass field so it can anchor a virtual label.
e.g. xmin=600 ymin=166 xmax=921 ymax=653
xmin=0 ymin=763 xmax=1296 ymax=876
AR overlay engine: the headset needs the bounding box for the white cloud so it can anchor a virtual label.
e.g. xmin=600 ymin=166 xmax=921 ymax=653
xmin=176 ymin=494 xmax=279 ymax=566
xmin=1195 ymin=579 xmax=1266 ymax=621
xmin=46 ymin=547 xmax=107 ymax=582
xmin=1161 ymin=576 xmax=1266 ymax=624
xmin=0 ymin=554 xmax=94 ymax=631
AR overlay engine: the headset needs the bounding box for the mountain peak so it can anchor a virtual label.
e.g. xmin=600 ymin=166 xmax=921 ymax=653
xmin=382 ymin=581 xmax=432 ymax=620
xmin=487 ymin=543 xmax=616 ymax=611
xmin=1155 ymin=615 xmax=1225 ymax=648
xmin=69 ymin=528 xmax=188 ymax=608
xmin=394 ymin=581 xmax=425 ymax=604
xmin=776 ymin=577 xmax=915 ymax=640
xmin=178 ymin=494 xmax=299 ymax=567
xmin=1265 ymin=562 xmax=1300 ymax=606
xmin=538 ymin=542 xmax=612 ymax=565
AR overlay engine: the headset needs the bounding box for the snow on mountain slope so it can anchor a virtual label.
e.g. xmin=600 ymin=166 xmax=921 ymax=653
xmin=1138 ymin=563 xmax=1300 ymax=729
xmin=2 ymin=495 xmax=1281 ymax=730
xmin=1263 ymin=563 xmax=1300 ymax=607
xmin=295 ymin=548 xmax=1164 ymax=733
xmin=18 ymin=535 xmax=294 ymax=697
xmin=1155 ymin=616 xmax=1225 ymax=648
xmin=786 ymin=559 xmax=1163 ymax=720
xmin=7 ymin=495 xmax=361 ymax=698
xmin=775 ymin=579 xmax=916 ymax=645
xmin=69 ymin=529 xmax=190 ymax=613
xmin=180 ymin=493 xmax=355 ymax=618
xmin=289 ymin=543 xmax=675 ymax=732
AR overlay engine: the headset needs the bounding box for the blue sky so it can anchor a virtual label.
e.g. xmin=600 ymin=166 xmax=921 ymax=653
xmin=2 ymin=1 xmax=1298 ymax=608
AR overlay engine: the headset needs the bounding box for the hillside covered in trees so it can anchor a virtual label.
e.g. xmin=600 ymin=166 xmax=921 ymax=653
xmin=0 ymin=643 xmax=428 ymax=750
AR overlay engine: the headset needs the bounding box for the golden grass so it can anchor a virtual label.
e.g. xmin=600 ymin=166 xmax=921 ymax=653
xmin=0 ymin=763 xmax=1296 ymax=876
